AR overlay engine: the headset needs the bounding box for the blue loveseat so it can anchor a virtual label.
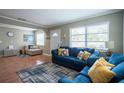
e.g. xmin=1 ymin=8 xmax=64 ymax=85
xmin=58 ymin=53 xmax=124 ymax=83
xmin=52 ymin=47 xmax=100 ymax=71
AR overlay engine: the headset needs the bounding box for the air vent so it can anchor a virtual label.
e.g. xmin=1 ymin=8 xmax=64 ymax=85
xmin=17 ymin=18 xmax=26 ymax=21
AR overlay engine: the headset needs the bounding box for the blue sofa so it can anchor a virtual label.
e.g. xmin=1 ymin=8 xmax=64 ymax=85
xmin=52 ymin=47 xmax=100 ymax=71
xmin=58 ymin=53 xmax=124 ymax=83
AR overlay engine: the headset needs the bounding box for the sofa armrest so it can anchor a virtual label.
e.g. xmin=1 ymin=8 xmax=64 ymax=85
xmin=92 ymin=50 xmax=100 ymax=57
xmin=51 ymin=49 xmax=58 ymax=56
xmin=86 ymin=57 xmax=110 ymax=67
xmin=118 ymin=79 xmax=124 ymax=83
xmin=58 ymin=77 xmax=75 ymax=83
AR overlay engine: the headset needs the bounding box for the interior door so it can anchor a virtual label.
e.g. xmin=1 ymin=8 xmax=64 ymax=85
xmin=50 ymin=29 xmax=61 ymax=51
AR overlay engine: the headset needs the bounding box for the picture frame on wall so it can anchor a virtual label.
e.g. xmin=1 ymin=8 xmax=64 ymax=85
xmin=23 ymin=34 xmax=34 ymax=44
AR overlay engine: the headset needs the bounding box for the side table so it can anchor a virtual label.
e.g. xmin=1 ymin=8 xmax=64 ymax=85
xmin=100 ymin=49 xmax=112 ymax=58
xmin=3 ymin=49 xmax=19 ymax=57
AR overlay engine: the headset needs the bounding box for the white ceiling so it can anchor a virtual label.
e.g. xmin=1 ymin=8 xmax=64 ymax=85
xmin=0 ymin=9 xmax=122 ymax=28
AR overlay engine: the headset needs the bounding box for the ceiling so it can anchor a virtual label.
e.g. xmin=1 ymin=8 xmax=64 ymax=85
xmin=0 ymin=9 xmax=122 ymax=28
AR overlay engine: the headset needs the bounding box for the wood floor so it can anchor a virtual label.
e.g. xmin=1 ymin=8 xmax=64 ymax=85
xmin=0 ymin=54 xmax=51 ymax=83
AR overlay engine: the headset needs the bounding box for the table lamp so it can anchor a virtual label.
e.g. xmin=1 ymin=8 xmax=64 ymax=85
xmin=106 ymin=41 xmax=114 ymax=56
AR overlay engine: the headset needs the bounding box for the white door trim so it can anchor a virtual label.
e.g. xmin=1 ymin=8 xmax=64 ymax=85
xmin=50 ymin=29 xmax=61 ymax=51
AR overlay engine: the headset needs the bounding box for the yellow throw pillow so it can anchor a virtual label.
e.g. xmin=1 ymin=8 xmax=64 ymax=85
xmin=82 ymin=51 xmax=91 ymax=60
xmin=58 ymin=48 xmax=63 ymax=55
xmin=98 ymin=57 xmax=115 ymax=69
xmin=88 ymin=58 xmax=116 ymax=83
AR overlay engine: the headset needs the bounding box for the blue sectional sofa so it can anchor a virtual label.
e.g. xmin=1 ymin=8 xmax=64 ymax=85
xmin=52 ymin=47 xmax=100 ymax=71
xmin=58 ymin=53 xmax=124 ymax=83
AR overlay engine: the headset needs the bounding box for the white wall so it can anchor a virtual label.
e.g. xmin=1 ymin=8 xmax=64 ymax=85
xmin=0 ymin=27 xmax=35 ymax=55
xmin=123 ymin=11 xmax=124 ymax=54
xmin=49 ymin=12 xmax=123 ymax=54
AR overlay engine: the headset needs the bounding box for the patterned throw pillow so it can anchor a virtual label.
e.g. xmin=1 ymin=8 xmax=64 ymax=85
xmin=77 ymin=51 xmax=91 ymax=60
xmin=82 ymin=51 xmax=91 ymax=61
xmin=88 ymin=57 xmax=116 ymax=83
xmin=62 ymin=49 xmax=69 ymax=56
xmin=77 ymin=51 xmax=84 ymax=60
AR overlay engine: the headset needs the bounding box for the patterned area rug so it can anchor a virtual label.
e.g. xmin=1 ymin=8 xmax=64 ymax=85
xmin=17 ymin=63 xmax=78 ymax=83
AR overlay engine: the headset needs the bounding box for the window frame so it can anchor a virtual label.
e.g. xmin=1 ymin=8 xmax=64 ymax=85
xmin=70 ymin=22 xmax=109 ymax=49
xmin=36 ymin=32 xmax=45 ymax=46
xmin=70 ymin=27 xmax=86 ymax=48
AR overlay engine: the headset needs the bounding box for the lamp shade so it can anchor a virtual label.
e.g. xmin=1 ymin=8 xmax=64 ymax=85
xmin=106 ymin=41 xmax=114 ymax=49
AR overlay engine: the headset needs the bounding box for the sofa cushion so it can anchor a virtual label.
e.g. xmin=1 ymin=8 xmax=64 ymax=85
xmin=55 ymin=56 xmax=74 ymax=62
xmin=74 ymin=74 xmax=91 ymax=83
xmin=60 ymin=46 xmax=69 ymax=49
xmin=109 ymin=53 xmax=124 ymax=65
xmin=53 ymin=55 xmax=86 ymax=71
xmin=91 ymin=50 xmax=100 ymax=57
xmin=73 ymin=57 xmax=86 ymax=69
xmin=58 ymin=77 xmax=76 ymax=83
xmin=86 ymin=57 xmax=99 ymax=67
xmin=111 ymin=62 xmax=124 ymax=82
xmin=79 ymin=66 xmax=90 ymax=77
xmin=83 ymin=48 xmax=95 ymax=54
xmin=55 ymin=56 xmax=85 ymax=65
xmin=69 ymin=48 xmax=83 ymax=57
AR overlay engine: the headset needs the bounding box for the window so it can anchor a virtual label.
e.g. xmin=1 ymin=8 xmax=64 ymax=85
xmin=70 ymin=27 xmax=86 ymax=47
xmin=36 ymin=32 xmax=45 ymax=46
xmin=87 ymin=23 xmax=109 ymax=49
xmin=70 ymin=22 xmax=109 ymax=49
xmin=52 ymin=33 xmax=58 ymax=37
xmin=23 ymin=34 xmax=34 ymax=44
